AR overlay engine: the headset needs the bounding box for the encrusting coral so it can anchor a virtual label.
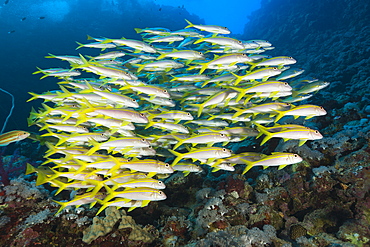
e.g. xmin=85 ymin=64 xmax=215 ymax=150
xmin=82 ymin=206 xmax=154 ymax=244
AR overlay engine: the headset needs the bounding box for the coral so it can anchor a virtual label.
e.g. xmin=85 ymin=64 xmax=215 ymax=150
xmin=0 ymin=148 xmax=29 ymax=186
xmin=289 ymin=224 xmax=307 ymax=240
xmin=160 ymin=215 xmax=191 ymax=246
xmin=191 ymin=224 xmax=277 ymax=247
xmin=19 ymin=208 xmax=51 ymax=231
xmin=0 ymin=215 xmax=10 ymax=228
xmin=1 ymin=177 xmax=48 ymax=203
xmin=343 ymin=233 xmax=369 ymax=247
xmin=82 ymin=206 xmax=155 ymax=244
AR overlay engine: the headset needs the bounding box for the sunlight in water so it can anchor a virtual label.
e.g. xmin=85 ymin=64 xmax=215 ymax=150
xmin=30 ymin=1 xmax=70 ymax=22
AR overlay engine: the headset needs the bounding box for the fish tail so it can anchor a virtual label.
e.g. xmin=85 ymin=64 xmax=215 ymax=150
xmin=44 ymin=142 xmax=58 ymax=157
xmin=188 ymin=103 xmax=204 ymax=118
xmin=39 ymin=103 xmax=53 ymax=117
xmin=53 ymin=180 xmax=68 ymax=196
xmin=241 ymin=159 xmax=254 ymax=174
xmin=53 ymin=200 xmax=69 ymax=215
xmin=86 ymin=138 xmax=102 ymax=155
xmin=231 ymin=86 xmax=247 ymax=102
xmin=193 ymin=38 xmax=204 ymax=44
xmin=274 ymin=111 xmax=284 ymax=123
xmin=25 ymin=163 xmax=37 ymax=175
xmin=291 ymin=91 xmax=299 ymax=98
xmin=230 ymin=107 xmax=245 ymax=118
xmin=135 ymin=64 xmax=146 ymax=73
xmin=72 ymin=159 xmax=88 ymax=174
xmin=32 ymin=67 xmax=45 ymax=75
xmin=134 ymin=28 xmax=142 ymax=33
xmin=75 ymin=41 xmax=85 ymax=50
xmin=44 ymin=53 xmax=56 ymax=59
xmin=231 ymin=72 xmax=243 ymax=86
xmin=172 ymin=135 xmax=184 ymax=150
xmin=95 ymin=199 xmax=109 ymax=215
xmin=27 ymin=108 xmax=38 ymax=126
xmin=168 ymin=149 xmax=183 ymax=166
xmin=26 ymin=92 xmax=40 ymax=102
xmin=199 ymin=63 xmax=208 ymax=74
xmin=156 ymin=53 xmax=166 ymax=60
xmin=86 ymin=34 xmax=94 ymax=40
xmin=144 ymin=121 xmax=156 ymax=130
xmin=255 ymin=123 xmax=272 ymax=145
xmin=201 ymin=80 xmax=211 ymax=88
xmin=35 ymin=169 xmax=52 ymax=186
xmin=185 ymin=19 xmax=194 ymax=28
xmin=77 ymin=54 xmax=91 ymax=67
xmin=85 ymin=179 xmax=104 ymax=198
xmin=243 ymin=95 xmax=254 ymax=105
xmin=39 ymin=123 xmax=50 ymax=132
xmin=39 ymin=73 xmax=50 ymax=80
xmin=207 ymin=114 xmax=217 ymax=121
xmin=186 ymin=65 xmax=198 ymax=71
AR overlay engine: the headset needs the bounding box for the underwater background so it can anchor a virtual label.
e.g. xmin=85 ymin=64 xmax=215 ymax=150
xmin=0 ymin=0 xmax=369 ymax=246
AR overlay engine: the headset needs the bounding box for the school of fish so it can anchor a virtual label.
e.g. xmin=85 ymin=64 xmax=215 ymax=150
xmin=26 ymin=19 xmax=328 ymax=214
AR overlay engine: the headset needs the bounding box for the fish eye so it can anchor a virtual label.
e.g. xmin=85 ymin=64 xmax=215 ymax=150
xmin=165 ymin=163 xmax=170 ymax=167
xmin=140 ymin=113 xmax=145 ymax=117
xmin=294 ymin=154 xmax=298 ymax=158
xmin=148 ymin=145 xmax=153 ymax=149
xmin=273 ymin=67 xmax=278 ymax=70
xmin=198 ymin=52 xmax=203 ymax=55
xmin=320 ymin=106 xmax=324 ymax=109
xmin=159 ymin=191 xmax=163 ymax=195
xmin=101 ymin=133 xmax=106 ymax=137
xmin=131 ymin=99 xmax=136 ymax=102
xmin=187 ymin=113 xmax=191 ymax=116
xmin=224 ymin=27 xmax=229 ymax=30
xmin=150 ymin=45 xmax=154 ymax=48
xmin=241 ymin=53 xmax=247 ymax=57
xmin=222 ymin=148 xmax=227 ymax=152
xmin=163 ymin=90 xmax=167 ymax=93
xmin=284 ymin=82 xmax=289 ymax=86
xmin=158 ymin=181 xmax=164 ymax=185
xmin=220 ymin=133 xmax=225 ymax=137
xmin=315 ymin=130 xmax=319 ymax=134
xmin=141 ymin=138 xmax=146 ymax=142
xmin=237 ymin=40 xmax=242 ymax=44
xmin=289 ymin=57 xmax=293 ymax=59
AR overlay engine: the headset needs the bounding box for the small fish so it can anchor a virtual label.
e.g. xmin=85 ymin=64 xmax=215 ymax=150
xmin=0 ymin=130 xmax=30 ymax=146
xmin=172 ymin=162 xmax=203 ymax=176
xmin=20 ymin=17 xmax=27 ymax=21
xmin=242 ymin=152 xmax=303 ymax=174
xmin=255 ymin=123 xmax=323 ymax=146
xmin=274 ymin=104 xmax=327 ymax=122
xmin=185 ymin=19 xmax=230 ymax=34
xmin=39 ymin=16 xmax=45 ymax=19
xmin=53 ymin=192 xmax=104 ymax=215
xmin=169 ymin=147 xmax=232 ymax=166
xmin=8 ymin=30 xmax=15 ymax=34
xmin=172 ymin=132 xmax=230 ymax=150
xmin=95 ymin=199 xmax=147 ymax=215
xmin=101 ymin=186 xmax=167 ymax=204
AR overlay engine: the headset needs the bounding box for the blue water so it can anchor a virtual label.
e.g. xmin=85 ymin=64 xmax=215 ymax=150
xmin=0 ymin=0 xmax=261 ymax=133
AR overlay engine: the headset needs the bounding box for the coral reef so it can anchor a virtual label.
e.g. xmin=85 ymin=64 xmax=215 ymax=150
xmin=83 ymin=207 xmax=155 ymax=244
